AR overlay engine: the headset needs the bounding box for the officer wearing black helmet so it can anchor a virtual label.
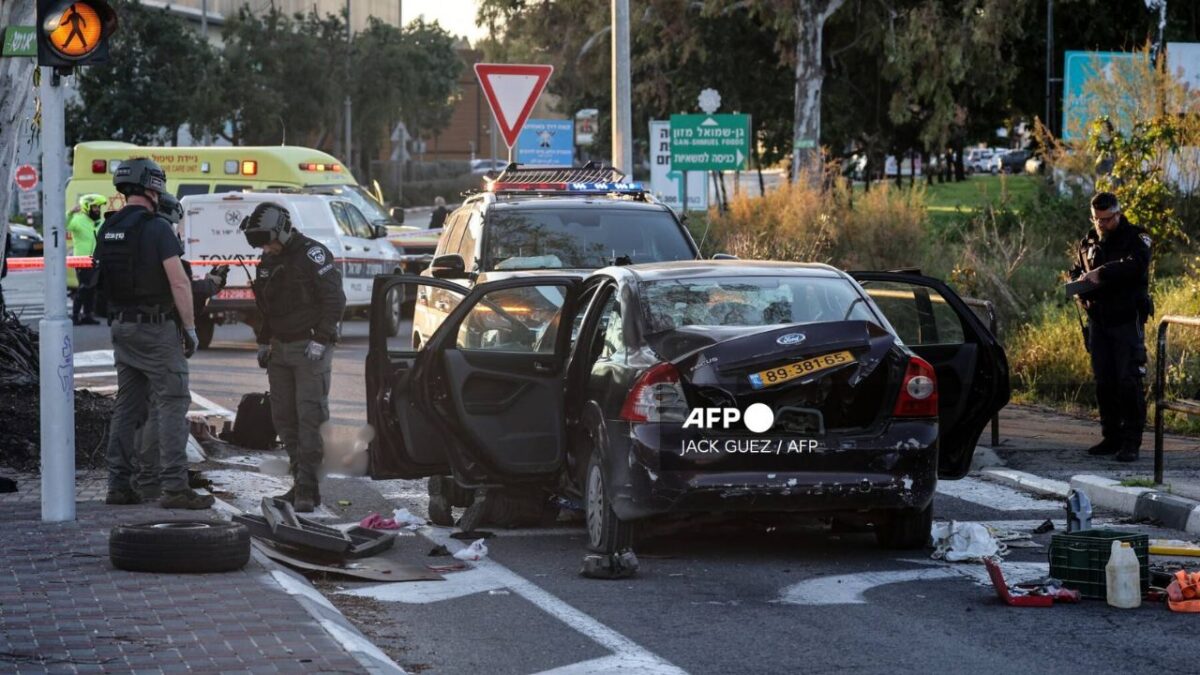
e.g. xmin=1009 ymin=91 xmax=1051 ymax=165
xmin=93 ymin=158 xmax=212 ymax=508
xmin=242 ymin=201 xmax=346 ymax=512
xmin=1070 ymin=192 xmax=1154 ymax=463
xmin=131 ymin=193 xmax=229 ymax=500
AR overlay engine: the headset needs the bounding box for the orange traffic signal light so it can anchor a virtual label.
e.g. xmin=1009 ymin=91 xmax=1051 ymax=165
xmin=37 ymin=0 xmax=117 ymax=68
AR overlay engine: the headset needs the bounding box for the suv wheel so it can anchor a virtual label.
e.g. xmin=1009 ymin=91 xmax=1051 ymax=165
xmin=874 ymin=503 xmax=933 ymax=549
xmin=585 ymin=448 xmax=633 ymax=554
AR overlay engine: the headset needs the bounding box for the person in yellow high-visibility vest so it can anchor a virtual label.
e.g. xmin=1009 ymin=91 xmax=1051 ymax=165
xmin=67 ymin=193 xmax=106 ymax=325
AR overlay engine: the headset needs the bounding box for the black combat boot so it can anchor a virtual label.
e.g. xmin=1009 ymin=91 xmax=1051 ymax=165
xmin=1087 ymin=437 xmax=1121 ymax=455
xmin=293 ymin=484 xmax=319 ymax=513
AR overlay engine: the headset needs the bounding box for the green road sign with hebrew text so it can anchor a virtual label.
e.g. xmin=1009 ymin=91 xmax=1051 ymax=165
xmin=2 ymin=27 xmax=37 ymax=57
xmin=670 ymin=114 xmax=751 ymax=171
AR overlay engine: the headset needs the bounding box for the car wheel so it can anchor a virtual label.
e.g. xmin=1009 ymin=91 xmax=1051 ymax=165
xmin=109 ymin=521 xmax=250 ymax=573
xmin=385 ymin=286 xmax=403 ymax=337
xmin=585 ymin=448 xmax=633 ymax=554
xmin=874 ymin=503 xmax=933 ymax=550
xmin=195 ymin=315 xmax=215 ymax=350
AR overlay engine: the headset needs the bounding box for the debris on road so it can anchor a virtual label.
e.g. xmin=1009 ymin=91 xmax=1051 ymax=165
xmin=253 ymin=540 xmax=440 ymax=582
xmin=1033 ymin=519 xmax=1055 ymax=534
xmin=425 ymin=562 xmax=467 ymax=573
xmin=983 ymin=559 xmax=1080 ymax=607
xmin=1150 ymin=539 xmax=1200 ymax=557
xmin=1066 ymin=489 xmax=1093 ymax=532
xmin=234 ymin=498 xmax=396 ymax=561
xmin=428 ymin=545 xmax=451 ymax=557
xmin=392 ymin=508 xmax=426 ymax=529
xmin=452 ymin=539 xmax=489 ymax=561
xmin=1166 ymin=570 xmax=1200 ymax=612
xmin=580 ymin=550 xmax=639 ymax=579
xmin=450 ymin=530 xmax=494 ymax=540
xmin=931 ymin=521 xmax=1002 ymax=562
xmin=360 ymin=512 xmax=403 ymax=530
xmin=109 ymin=520 xmax=251 ymax=574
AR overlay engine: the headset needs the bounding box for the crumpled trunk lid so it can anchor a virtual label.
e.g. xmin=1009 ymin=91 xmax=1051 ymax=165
xmin=657 ymin=321 xmax=901 ymax=432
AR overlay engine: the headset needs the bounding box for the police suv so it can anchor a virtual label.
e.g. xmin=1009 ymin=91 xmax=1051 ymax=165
xmin=411 ymin=164 xmax=703 ymax=350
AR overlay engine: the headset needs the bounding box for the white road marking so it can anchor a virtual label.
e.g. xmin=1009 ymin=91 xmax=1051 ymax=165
xmin=936 ymin=476 xmax=1062 ymax=511
xmin=340 ymin=567 xmax=508 ymax=604
xmin=341 ymin=524 xmax=685 ymax=674
xmin=74 ymin=350 xmax=114 ymax=367
xmin=775 ymin=559 xmax=1050 ymax=606
xmin=189 ymin=391 xmax=234 ymax=416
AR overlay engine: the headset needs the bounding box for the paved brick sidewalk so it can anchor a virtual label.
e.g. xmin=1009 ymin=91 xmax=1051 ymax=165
xmin=0 ymin=499 xmax=365 ymax=674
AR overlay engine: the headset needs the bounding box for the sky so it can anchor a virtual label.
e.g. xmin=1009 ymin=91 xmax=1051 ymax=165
xmin=404 ymin=0 xmax=488 ymax=44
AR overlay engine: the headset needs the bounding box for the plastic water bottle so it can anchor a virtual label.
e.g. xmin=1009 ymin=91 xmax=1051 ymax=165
xmin=1106 ymin=541 xmax=1141 ymax=608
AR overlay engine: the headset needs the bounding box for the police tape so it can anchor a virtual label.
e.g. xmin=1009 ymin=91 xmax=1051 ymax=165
xmin=5 ymin=256 xmax=259 ymax=272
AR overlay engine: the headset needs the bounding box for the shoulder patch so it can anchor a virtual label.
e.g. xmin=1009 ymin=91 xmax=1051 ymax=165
xmin=307 ymin=246 xmax=327 ymax=265
xmin=1140 ymin=234 xmax=1152 ymax=248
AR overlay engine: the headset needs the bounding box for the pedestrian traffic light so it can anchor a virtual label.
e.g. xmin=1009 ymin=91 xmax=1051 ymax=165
xmin=36 ymin=0 xmax=118 ymax=68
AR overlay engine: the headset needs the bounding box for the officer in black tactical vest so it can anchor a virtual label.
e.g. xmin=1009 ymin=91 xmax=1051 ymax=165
xmin=242 ymin=202 xmax=346 ymax=512
xmin=132 ymin=193 xmax=228 ymax=500
xmin=1069 ymin=192 xmax=1154 ymax=462
xmin=93 ymin=158 xmax=212 ymax=509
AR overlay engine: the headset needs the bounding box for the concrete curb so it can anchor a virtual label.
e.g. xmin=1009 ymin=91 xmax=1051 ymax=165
xmin=979 ymin=468 xmax=1071 ymax=499
xmin=212 ymin=498 xmax=406 ymax=674
xmin=980 ymin=468 xmax=1200 ymax=537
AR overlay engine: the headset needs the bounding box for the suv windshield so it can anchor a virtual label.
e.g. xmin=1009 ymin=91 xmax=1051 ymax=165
xmin=312 ymin=184 xmax=392 ymax=224
xmin=483 ymin=208 xmax=695 ymax=271
xmin=640 ymin=276 xmax=878 ymax=333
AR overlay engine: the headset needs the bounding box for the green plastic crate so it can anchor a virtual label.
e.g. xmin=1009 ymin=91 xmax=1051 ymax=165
xmin=1048 ymin=529 xmax=1149 ymax=600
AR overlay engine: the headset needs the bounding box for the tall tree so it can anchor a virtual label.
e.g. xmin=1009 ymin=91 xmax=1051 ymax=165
xmin=1 ymin=0 xmax=35 ymax=231
xmin=67 ymin=0 xmax=221 ymax=145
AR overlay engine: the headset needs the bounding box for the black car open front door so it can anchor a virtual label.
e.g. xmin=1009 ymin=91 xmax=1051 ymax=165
xmin=417 ymin=276 xmax=582 ymax=487
xmin=851 ymin=272 xmax=1010 ymax=478
xmin=365 ymin=274 xmax=468 ymax=479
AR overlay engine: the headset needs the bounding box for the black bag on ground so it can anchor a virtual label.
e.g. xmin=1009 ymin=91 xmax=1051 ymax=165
xmin=224 ymin=392 xmax=277 ymax=449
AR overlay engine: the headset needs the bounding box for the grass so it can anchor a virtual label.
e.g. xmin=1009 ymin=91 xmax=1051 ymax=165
xmin=924 ymin=174 xmax=1039 ymax=228
xmin=1120 ymin=477 xmax=1163 ymax=489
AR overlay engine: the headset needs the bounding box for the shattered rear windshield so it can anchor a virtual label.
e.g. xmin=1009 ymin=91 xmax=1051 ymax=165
xmin=483 ymin=208 xmax=694 ymax=270
xmin=640 ymin=276 xmax=878 ymax=333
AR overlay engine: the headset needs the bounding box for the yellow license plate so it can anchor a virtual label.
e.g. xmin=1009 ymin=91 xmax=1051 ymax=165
xmin=748 ymin=350 xmax=854 ymax=390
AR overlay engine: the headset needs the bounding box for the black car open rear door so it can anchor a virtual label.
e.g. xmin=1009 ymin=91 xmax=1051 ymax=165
xmin=850 ymin=272 xmax=1010 ymax=478
xmin=416 ymin=276 xmax=582 ymax=486
xmin=365 ymin=275 xmax=468 ymax=479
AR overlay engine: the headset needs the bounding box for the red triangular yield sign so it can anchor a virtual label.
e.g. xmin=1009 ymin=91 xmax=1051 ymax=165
xmin=474 ymin=63 xmax=554 ymax=150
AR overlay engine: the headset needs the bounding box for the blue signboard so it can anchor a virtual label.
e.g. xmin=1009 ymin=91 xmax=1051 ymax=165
xmin=516 ymin=119 xmax=575 ymax=166
xmin=1062 ymin=51 xmax=1138 ymax=140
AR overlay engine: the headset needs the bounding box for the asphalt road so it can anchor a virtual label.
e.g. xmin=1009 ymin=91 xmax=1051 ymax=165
xmin=8 ymin=281 xmax=1198 ymax=674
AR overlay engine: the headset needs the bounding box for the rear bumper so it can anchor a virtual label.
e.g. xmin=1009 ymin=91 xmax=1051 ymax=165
xmin=605 ymin=420 xmax=938 ymax=521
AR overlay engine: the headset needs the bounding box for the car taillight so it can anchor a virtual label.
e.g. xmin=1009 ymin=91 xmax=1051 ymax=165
xmin=91 ymin=159 xmax=107 ymax=173
xmin=619 ymin=362 xmax=689 ymax=423
xmin=893 ymin=356 xmax=938 ymax=418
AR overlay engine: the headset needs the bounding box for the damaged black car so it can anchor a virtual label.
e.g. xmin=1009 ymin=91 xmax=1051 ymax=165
xmin=365 ymin=261 xmax=1009 ymax=555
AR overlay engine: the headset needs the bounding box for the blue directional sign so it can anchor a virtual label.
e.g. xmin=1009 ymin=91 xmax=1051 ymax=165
xmin=1062 ymin=51 xmax=1138 ymax=140
xmin=516 ymin=119 xmax=575 ymax=166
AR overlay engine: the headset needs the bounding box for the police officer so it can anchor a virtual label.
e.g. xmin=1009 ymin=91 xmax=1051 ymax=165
xmin=132 ymin=193 xmax=228 ymax=500
xmin=1070 ymin=192 xmax=1153 ymax=462
xmin=242 ymin=202 xmax=346 ymax=512
xmin=94 ymin=158 xmax=212 ymax=509
xmin=68 ymin=194 xmax=106 ymax=325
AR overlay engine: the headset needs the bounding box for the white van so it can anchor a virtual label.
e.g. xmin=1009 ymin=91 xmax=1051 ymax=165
xmin=182 ymin=192 xmax=403 ymax=348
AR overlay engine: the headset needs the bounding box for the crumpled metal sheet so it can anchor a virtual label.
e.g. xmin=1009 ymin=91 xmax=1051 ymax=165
xmin=253 ymin=540 xmax=442 ymax=582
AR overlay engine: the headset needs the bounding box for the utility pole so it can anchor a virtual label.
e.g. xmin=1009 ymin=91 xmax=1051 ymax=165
xmin=344 ymin=0 xmax=353 ymax=172
xmin=39 ymin=67 xmax=75 ymax=523
xmin=201 ymin=0 xmax=208 ymax=38
xmin=611 ymin=0 xmax=632 ymax=173
xmin=1045 ymin=0 xmax=1053 ymax=136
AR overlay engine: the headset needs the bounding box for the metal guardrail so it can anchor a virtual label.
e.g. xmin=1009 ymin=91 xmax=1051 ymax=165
xmin=963 ymin=297 xmax=1001 ymax=447
xmin=1153 ymin=315 xmax=1200 ymax=485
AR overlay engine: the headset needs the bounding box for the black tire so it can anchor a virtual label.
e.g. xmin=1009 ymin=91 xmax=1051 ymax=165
xmin=874 ymin=503 xmax=933 ymax=550
xmin=585 ymin=448 xmax=633 ymax=554
xmin=196 ymin=315 xmax=215 ymax=350
xmin=110 ymin=521 xmax=250 ymax=573
xmin=385 ymin=286 xmax=403 ymax=337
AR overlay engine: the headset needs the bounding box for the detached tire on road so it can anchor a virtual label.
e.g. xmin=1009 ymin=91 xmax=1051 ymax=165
xmin=110 ymin=521 xmax=250 ymax=573
xmin=874 ymin=504 xmax=933 ymax=550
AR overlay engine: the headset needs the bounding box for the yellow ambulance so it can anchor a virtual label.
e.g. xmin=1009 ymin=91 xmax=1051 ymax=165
xmin=66 ymin=141 xmax=403 ymax=226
